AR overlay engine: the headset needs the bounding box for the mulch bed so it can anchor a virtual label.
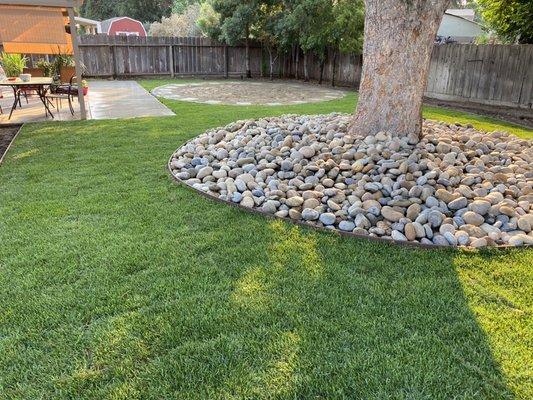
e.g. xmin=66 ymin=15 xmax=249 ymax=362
xmin=0 ymin=125 xmax=22 ymax=164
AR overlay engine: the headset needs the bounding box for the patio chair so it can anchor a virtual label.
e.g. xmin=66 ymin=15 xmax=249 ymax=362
xmin=47 ymin=76 xmax=79 ymax=115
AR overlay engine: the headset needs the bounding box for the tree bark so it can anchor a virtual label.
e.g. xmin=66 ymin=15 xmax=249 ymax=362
xmin=350 ymin=0 xmax=450 ymax=139
xmin=295 ymin=47 xmax=299 ymax=80
xmin=245 ymin=34 xmax=251 ymax=79
xmin=331 ymin=50 xmax=337 ymax=87
xmin=303 ymin=52 xmax=309 ymax=82
xmin=318 ymin=48 xmax=325 ymax=84
xmin=267 ymin=47 xmax=277 ymax=80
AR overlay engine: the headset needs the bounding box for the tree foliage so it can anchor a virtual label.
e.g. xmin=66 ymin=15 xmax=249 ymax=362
xmin=149 ymin=4 xmax=202 ymax=36
xmin=209 ymin=0 xmax=260 ymax=45
xmin=477 ymin=0 xmax=533 ymax=43
xmin=197 ymin=2 xmax=222 ymax=38
xmin=80 ymin=0 xmax=173 ymax=23
xmin=199 ymin=0 xmax=364 ymax=53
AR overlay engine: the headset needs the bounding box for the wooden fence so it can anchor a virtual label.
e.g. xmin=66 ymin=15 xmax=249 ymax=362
xmin=75 ymin=35 xmax=532 ymax=109
xmin=77 ymin=35 xmax=363 ymax=86
xmin=426 ymin=44 xmax=533 ymax=109
xmin=78 ymin=35 xmax=263 ymax=78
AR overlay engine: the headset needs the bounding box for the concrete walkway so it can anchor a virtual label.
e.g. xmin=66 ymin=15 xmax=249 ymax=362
xmin=88 ymin=80 xmax=174 ymax=120
xmin=0 ymin=80 xmax=174 ymax=124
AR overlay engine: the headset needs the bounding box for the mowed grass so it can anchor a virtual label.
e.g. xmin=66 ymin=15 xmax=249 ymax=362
xmin=0 ymin=78 xmax=531 ymax=399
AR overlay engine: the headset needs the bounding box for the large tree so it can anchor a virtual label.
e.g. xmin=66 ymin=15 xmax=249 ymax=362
xmin=350 ymin=0 xmax=450 ymax=140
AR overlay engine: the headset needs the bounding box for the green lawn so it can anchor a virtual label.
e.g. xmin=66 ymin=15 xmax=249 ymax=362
xmin=0 ymin=79 xmax=531 ymax=399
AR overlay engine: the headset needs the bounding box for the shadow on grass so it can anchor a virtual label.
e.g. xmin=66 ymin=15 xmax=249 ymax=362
xmin=127 ymin=209 xmax=515 ymax=399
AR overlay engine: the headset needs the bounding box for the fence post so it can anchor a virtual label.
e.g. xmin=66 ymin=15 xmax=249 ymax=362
xmin=111 ymin=44 xmax=117 ymax=79
xmin=169 ymin=45 xmax=174 ymax=78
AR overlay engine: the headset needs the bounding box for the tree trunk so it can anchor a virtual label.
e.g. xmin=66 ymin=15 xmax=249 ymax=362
xmin=303 ymin=52 xmax=309 ymax=82
xmin=245 ymin=35 xmax=251 ymax=78
xmin=350 ymin=0 xmax=450 ymax=139
xmin=331 ymin=50 xmax=337 ymax=87
xmin=318 ymin=50 xmax=327 ymax=85
xmin=295 ymin=47 xmax=299 ymax=80
xmin=268 ymin=47 xmax=274 ymax=80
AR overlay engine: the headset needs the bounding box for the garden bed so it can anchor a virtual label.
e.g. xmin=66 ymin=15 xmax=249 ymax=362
xmin=0 ymin=124 xmax=22 ymax=164
xmin=170 ymin=113 xmax=533 ymax=248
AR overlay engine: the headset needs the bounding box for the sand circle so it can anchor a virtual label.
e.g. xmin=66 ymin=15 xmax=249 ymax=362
xmin=152 ymin=81 xmax=346 ymax=105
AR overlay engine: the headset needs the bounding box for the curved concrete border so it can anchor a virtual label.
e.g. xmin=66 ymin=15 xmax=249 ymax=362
xmin=167 ymin=136 xmax=531 ymax=251
xmin=152 ymin=81 xmax=347 ymax=106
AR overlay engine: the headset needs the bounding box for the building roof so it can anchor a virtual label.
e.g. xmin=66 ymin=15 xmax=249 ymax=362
xmin=443 ymin=11 xmax=484 ymax=28
xmin=446 ymin=8 xmax=475 ymax=21
xmin=75 ymin=16 xmax=99 ymax=26
xmin=100 ymin=16 xmax=143 ymax=34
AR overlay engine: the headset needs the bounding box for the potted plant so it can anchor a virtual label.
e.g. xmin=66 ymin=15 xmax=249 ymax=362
xmin=81 ymin=79 xmax=89 ymax=95
xmin=0 ymin=52 xmax=27 ymax=80
xmin=52 ymin=53 xmax=75 ymax=82
xmin=36 ymin=59 xmax=53 ymax=77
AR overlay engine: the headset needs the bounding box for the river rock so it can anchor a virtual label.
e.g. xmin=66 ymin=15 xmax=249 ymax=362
xmin=169 ymin=113 xmax=533 ymax=248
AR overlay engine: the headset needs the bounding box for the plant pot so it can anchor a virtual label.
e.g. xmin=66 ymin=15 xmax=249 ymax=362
xmin=7 ymin=77 xmax=17 ymax=81
xmin=60 ymin=66 xmax=76 ymax=84
xmin=82 ymin=87 xmax=89 ymax=95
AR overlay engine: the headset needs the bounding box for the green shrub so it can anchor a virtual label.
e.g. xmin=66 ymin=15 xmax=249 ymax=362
xmin=0 ymin=52 xmax=27 ymax=77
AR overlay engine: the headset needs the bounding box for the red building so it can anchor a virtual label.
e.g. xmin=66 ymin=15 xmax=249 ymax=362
xmin=100 ymin=17 xmax=146 ymax=37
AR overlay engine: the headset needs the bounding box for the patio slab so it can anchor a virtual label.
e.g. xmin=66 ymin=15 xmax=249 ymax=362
xmin=87 ymin=80 xmax=174 ymax=120
xmin=0 ymin=80 xmax=174 ymax=124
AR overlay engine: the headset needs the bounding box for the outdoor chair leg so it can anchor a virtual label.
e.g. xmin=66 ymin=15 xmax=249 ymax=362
xmin=68 ymin=96 xmax=74 ymax=115
xmin=8 ymin=91 xmax=20 ymax=120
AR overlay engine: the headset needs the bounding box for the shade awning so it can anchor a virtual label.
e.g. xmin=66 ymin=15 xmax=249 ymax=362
xmin=0 ymin=5 xmax=73 ymax=54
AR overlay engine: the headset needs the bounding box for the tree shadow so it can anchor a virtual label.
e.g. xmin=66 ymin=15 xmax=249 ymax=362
xmin=214 ymin=221 xmax=516 ymax=399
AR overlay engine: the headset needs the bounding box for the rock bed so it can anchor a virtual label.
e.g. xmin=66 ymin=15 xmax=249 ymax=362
xmin=169 ymin=113 xmax=533 ymax=248
xmin=152 ymin=81 xmax=345 ymax=105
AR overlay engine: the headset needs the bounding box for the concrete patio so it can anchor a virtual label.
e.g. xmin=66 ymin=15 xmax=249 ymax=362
xmin=0 ymin=80 xmax=174 ymax=124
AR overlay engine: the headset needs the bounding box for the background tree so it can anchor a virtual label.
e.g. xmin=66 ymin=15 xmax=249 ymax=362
xmin=350 ymin=0 xmax=450 ymax=140
xmin=197 ymin=2 xmax=222 ymax=38
xmin=329 ymin=0 xmax=364 ymax=85
xmin=293 ymin=0 xmax=334 ymax=82
xmin=149 ymin=4 xmax=202 ymax=36
xmin=209 ymin=0 xmax=260 ymax=78
xmin=172 ymin=0 xmax=200 ymax=14
xmin=80 ymin=0 xmax=173 ymax=24
xmin=79 ymin=0 xmax=119 ymax=20
xmin=477 ymin=0 xmax=533 ymax=43
xmin=255 ymin=0 xmax=284 ymax=79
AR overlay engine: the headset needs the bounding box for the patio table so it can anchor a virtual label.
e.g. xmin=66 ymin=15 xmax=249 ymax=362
xmin=0 ymin=77 xmax=54 ymax=120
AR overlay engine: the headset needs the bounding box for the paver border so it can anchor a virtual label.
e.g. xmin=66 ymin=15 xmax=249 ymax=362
xmin=152 ymin=81 xmax=348 ymax=106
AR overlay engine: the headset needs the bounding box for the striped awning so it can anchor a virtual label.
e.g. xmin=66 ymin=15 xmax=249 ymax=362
xmin=0 ymin=5 xmax=73 ymax=54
